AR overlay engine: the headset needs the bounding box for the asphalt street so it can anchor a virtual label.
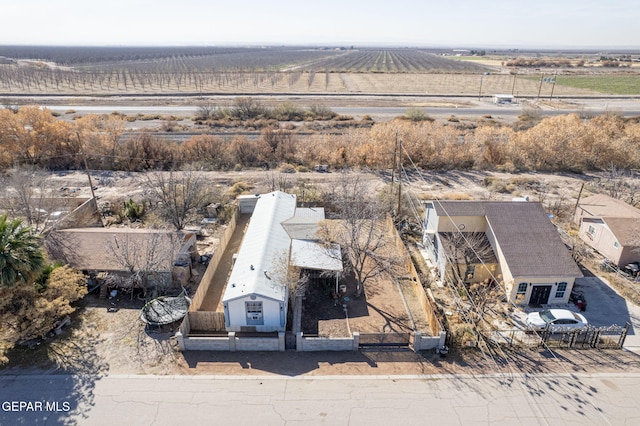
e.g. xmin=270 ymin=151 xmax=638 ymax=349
xmin=35 ymin=97 xmax=640 ymax=122
xmin=1 ymin=373 xmax=639 ymax=425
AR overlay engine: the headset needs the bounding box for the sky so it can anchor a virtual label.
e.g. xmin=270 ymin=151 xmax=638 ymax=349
xmin=1 ymin=0 xmax=638 ymax=49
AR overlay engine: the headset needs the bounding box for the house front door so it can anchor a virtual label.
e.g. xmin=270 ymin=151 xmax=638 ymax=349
xmin=529 ymin=285 xmax=552 ymax=305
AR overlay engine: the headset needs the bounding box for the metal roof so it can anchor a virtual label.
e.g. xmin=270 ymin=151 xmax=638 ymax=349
xmin=223 ymin=191 xmax=297 ymax=303
xmin=290 ymin=240 xmax=343 ymax=272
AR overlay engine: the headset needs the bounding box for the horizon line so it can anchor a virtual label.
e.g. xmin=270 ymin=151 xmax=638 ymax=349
xmin=1 ymin=42 xmax=639 ymax=52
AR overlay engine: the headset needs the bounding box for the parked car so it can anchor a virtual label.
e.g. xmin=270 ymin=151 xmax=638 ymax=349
xmin=526 ymin=309 xmax=588 ymax=332
xmin=624 ymin=262 xmax=640 ymax=277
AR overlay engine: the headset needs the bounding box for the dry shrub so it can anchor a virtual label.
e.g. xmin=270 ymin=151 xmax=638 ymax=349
xmin=442 ymin=193 xmax=471 ymax=200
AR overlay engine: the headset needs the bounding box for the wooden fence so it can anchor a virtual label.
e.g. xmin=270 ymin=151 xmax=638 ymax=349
xmin=190 ymin=208 xmax=238 ymax=311
xmin=188 ymin=311 xmax=226 ymax=332
xmin=386 ymin=215 xmax=445 ymax=338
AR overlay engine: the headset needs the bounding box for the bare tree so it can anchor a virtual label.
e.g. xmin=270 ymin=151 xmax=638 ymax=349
xmin=441 ymin=232 xmax=495 ymax=284
xmin=0 ymin=166 xmax=57 ymax=233
xmin=441 ymin=231 xmax=506 ymax=327
xmin=144 ymin=170 xmax=212 ymax=230
xmin=318 ymin=175 xmax=404 ymax=298
xmin=596 ymin=166 xmax=640 ymax=207
xmin=264 ymin=172 xmax=293 ymax=193
xmin=104 ymin=232 xmax=181 ymax=296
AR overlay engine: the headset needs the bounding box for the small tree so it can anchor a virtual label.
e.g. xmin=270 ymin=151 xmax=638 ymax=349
xmin=0 ymin=265 xmax=87 ymax=364
xmin=0 ymin=215 xmax=46 ymax=287
xmin=318 ymin=175 xmax=404 ymax=298
xmin=145 ymin=170 xmax=212 ymax=230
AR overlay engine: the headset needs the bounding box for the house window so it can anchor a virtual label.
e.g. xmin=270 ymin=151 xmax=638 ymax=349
xmin=245 ymin=301 xmax=263 ymax=322
xmin=587 ymin=225 xmax=595 ymax=235
xmin=613 ymin=241 xmax=620 ymax=249
xmin=516 ymin=282 xmax=527 ymax=302
xmin=555 ymin=282 xmax=567 ymax=299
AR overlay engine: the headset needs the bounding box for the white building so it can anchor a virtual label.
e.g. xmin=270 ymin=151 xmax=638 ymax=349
xmin=222 ymin=192 xmax=342 ymax=332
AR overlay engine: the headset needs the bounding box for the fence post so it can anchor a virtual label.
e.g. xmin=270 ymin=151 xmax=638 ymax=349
xmin=175 ymin=331 xmax=185 ymax=351
xmin=229 ymin=331 xmax=236 ymax=351
xmin=619 ymin=323 xmax=631 ymax=349
xmin=352 ymin=331 xmax=360 ymax=351
xmin=590 ymin=329 xmax=601 ymax=348
xmin=278 ymin=332 xmax=285 ymax=352
xmin=296 ymin=332 xmax=303 ymax=352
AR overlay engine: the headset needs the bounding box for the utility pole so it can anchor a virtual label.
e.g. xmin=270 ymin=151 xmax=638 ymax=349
xmin=397 ymin=138 xmax=402 ymax=218
xmin=511 ymin=71 xmax=517 ymax=96
xmin=573 ymin=182 xmax=585 ymax=218
xmin=549 ymin=72 xmax=558 ymax=101
xmin=478 ymin=76 xmax=484 ymax=101
xmin=391 ymin=131 xmax=397 ymax=186
xmin=75 ymin=131 xmax=99 ymax=216
xmin=537 ymin=73 xmax=544 ymax=99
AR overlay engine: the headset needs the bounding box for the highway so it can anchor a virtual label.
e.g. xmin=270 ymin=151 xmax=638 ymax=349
xmin=42 ymin=100 xmax=640 ymax=122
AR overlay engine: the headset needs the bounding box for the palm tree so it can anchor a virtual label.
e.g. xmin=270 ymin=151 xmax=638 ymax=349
xmin=0 ymin=215 xmax=45 ymax=287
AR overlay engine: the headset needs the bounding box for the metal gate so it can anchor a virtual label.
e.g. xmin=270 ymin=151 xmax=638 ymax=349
xmin=482 ymin=323 xmax=630 ymax=350
xmin=359 ymin=332 xmax=411 ymax=348
xmin=285 ymin=331 xmax=296 ymax=350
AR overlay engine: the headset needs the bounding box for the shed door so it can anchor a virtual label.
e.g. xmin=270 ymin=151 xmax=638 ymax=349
xmin=245 ymin=301 xmax=264 ymax=326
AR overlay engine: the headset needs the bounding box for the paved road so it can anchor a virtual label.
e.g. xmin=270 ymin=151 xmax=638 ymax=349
xmin=41 ymin=102 xmax=640 ymax=122
xmin=1 ymin=373 xmax=639 ymax=425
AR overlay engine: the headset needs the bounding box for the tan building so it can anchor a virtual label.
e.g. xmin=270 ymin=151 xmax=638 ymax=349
xmin=574 ymin=194 xmax=640 ymax=267
xmin=423 ymin=200 xmax=582 ymax=306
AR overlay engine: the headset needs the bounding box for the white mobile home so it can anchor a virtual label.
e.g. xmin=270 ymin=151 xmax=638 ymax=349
xmin=223 ymin=192 xmax=296 ymax=332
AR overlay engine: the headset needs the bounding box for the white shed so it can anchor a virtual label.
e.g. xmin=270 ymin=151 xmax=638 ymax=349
xmin=223 ymin=191 xmax=296 ymax=332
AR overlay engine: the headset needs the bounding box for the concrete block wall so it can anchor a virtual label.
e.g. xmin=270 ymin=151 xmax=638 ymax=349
xmin=181 ymin=336 xmax=232 ymax=351
xmin=178 ymin=331 xmax=282 ymax=351
xmin=414 ymin=331 xmax=447 ymax=351
xmin=296 ymin=332 xmax=359 ymax=352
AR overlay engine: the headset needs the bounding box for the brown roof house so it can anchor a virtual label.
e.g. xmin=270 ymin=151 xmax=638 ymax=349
xmin=46 ymin=227 xmax=197 ymax=296
xmin=423 ymin=200 xmax=582 ymax=306
xmin=574 ymin=194 xmax=640 ymax=267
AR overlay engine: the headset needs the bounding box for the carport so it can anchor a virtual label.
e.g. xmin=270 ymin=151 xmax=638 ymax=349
xmin=290 ymin=239 xmax=343 ymax=293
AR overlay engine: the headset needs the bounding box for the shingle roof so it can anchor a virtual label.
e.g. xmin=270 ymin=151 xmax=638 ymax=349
xmin=46 ymin=228 xmax=185 ymax=272
xmin=483 ymin=203 xmax=582 ymax=278
xmin=577 ymin=195 xmax=640 ymax=246
xmin=578 ymin=194 xmax=640 ymax=219
xmin=603 ymin=217 xmax=640 ymax=246
xmin=432 ymin=200 xmax=582 ymax=278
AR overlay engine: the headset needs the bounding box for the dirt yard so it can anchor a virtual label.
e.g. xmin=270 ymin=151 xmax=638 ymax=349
xmin=5 ymin=299 xmax=640 ymax=378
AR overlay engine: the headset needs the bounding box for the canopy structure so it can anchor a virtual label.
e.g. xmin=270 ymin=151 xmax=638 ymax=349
xmin=140 ymin=294 xmax=191 ymax=326
xmin=290 ymin=240 xmax=343 ymax=272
